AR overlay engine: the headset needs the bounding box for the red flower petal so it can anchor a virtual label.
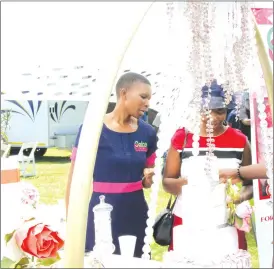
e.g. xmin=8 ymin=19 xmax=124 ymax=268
xmin=33 ymin=224 xmax=48 ymax=236
xmin=49 ymin=231 xmax=64 ymax=248
xmin=37 ymin=237 xmax=51 ymax=252
xmin=37 ymin=241 xmax=55 ymax=258
xmin=48 ymin=243 xmax=59 ymax=258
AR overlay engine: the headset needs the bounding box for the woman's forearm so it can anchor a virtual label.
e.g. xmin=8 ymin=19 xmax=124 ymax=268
xmin=240 ymin=163 xmax=268 ymax=180
xmin=163 ymin=177 xmax=187 ymax=195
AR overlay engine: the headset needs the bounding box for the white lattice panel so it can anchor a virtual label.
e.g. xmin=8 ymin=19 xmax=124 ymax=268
xmin=1 ymin=65 xmax=184 ymax=113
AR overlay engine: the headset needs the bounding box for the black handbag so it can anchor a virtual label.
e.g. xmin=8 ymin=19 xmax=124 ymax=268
xmin=152 ymin=129 xmax=189 ymax=246
xmin=152 ymin=195 xmax=177 ymax=246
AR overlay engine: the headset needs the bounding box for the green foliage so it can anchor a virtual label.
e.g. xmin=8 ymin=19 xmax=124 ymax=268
xmin=227 ymin=203 xmax=236 ymax=225
xmin=4 ymin=230 xmax=16 ymax=245
xmin=226 ymin=179 xmax=238 ymax=225
xmin=0 ymin=256 xmax=30 ymax=269
xmin=37 ymin=253 xmax=61 ymax=267
xmin=235 ymin=215 xmax=244 ymax=227
xmin=1 ymin=257 xmax=15 ymax=268
xmin=14 ymin=257 xmax=30 ymax=268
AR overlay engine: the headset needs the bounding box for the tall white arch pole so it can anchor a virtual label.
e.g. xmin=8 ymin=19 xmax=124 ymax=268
xmin=253 ymin=17 xmax=273 ymax=118
xmin=63 ymin=2 xmax=155 ymax=268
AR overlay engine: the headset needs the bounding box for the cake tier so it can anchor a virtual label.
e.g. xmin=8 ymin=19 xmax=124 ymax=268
xmin=163 ymin=249 xmax=251 ymax=268
xmin=179 ymin=183 xmax=228 ymax=228
xmin=172 ymin=225 xmax=239 ymax=265
xmin=175 ymin=156 xmax=229 ymax=227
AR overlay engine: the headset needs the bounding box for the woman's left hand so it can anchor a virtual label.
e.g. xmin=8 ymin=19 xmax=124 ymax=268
xmin=142 ymin=168 xmax=155 ymax=188
xmin=219 ymin=168 xmax=240 ymax=184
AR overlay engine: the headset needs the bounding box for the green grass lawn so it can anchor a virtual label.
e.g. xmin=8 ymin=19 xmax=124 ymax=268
xmin=23 ymin=148 xmax=259 ymax=267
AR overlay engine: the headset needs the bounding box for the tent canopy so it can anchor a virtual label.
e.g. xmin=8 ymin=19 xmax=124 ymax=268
xmin=2 ymin=2 xmax=271 ymax=110
xmin=1 ymin=2 xmax=178 ymax=111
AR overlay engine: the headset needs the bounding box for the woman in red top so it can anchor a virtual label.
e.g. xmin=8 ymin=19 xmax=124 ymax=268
xmin=163 ymin=95 xmax=253 ymax=251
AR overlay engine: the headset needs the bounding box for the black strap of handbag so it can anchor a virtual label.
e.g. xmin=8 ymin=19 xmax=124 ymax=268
xmin=166 ymin=128 xmax=189 ymax=210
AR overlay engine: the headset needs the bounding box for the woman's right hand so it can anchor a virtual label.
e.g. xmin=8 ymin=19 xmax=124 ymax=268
xmin=142 ymin=168 xmax=155 ymax=188
xmin=163 ymin=177 xmax=188 ymax=195
xmin=173 ymin=177 xmax=188 ymax=195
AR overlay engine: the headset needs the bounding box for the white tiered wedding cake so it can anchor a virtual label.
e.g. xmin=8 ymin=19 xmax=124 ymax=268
xmin=163 ymin=156 xmax=251 ymax=268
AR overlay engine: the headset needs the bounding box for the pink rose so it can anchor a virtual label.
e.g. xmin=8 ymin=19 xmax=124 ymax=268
xmin=235 ymin=217 xmax=252 ymax=233
xmin=21 ymin=183 xmax=40 ymax=207
xmin=14 ymin=219 xmax=64 ymax=259
xmin=235 ymin=201 xmax=253 ymax=219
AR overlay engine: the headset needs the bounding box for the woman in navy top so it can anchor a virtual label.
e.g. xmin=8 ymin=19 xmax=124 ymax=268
xmin=66 ymin=72 xmax=157 ymax=258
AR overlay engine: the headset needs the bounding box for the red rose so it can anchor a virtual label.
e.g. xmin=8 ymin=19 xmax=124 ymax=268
xmin=14 ymin=220 xmax=64 ymax=259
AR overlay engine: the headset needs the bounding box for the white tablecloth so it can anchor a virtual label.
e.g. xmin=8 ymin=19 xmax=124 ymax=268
xmin=94 ymin=254 xmax=161 ymax=268
xmin=57 ymin=251 xmax=161 ymax=268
